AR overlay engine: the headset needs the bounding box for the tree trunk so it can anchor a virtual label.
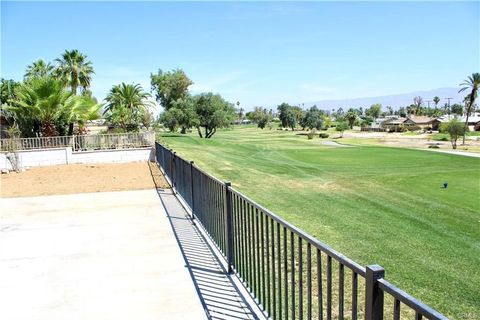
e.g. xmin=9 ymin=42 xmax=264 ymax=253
xmin=206 ymin=127 xmax=216 ymax=138
xmin=196 ymin=126 xmax=203 ymax=138
xmin=68 ymin=122 xmax=74 ymax=136
xmin=181 ymin=127 xmax=186 ymax=134
xmin=452 ymin=139 xmax=457 ymax=149
xmin=463 ymin=103 xmax=472 ymax=145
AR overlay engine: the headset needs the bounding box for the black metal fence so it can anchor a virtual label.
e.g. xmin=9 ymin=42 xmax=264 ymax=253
xmin=155 ymin=142 xmax=448 ymax=320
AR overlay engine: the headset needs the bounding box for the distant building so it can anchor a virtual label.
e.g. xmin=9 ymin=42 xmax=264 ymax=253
xmin=403 ymin=116 xmax=438 ymax=130
xmin=437 ymin=114 xmax=480 ymax=131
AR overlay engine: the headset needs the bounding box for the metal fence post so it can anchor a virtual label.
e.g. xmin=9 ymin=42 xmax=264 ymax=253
xmin=190 ymin=161 xmax=195 ymax=220
xmin=224 ymin=181 xmax=234 ymax=274
xmin=171 ymin=150 xmax=176 ymax=191
xmin=365 ymin=264 xmax=385 ymax=320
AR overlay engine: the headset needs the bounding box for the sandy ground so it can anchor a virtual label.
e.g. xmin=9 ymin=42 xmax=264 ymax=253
xmin=0 ymin=161 xmax=169 ymax=198
xmin=342 ymin=131 xmax=480 ymax=153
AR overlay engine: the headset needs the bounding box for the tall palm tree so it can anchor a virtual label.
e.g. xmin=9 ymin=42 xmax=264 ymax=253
xmin=104 ymin=83 xmax=152 ymax=113
xmin=55 ymin=49 xmax=94 ymax=95
xmin=24 ymin=59 xmax=54 ymax=80
xmin=459 ymin=73 xmax=480 ymax=144
xmin=433 ymin=96 xmax=440 ymax=109
xmin=103 ymin=83 xmax=153 ymax=131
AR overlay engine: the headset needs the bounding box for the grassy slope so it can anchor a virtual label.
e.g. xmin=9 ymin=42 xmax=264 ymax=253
xmin=159 ymin=126 xmax=480 ymax=319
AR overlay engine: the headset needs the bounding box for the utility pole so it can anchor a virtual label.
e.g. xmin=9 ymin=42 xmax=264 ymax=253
xmin=426 ymin=100 xmax=431 ymax=108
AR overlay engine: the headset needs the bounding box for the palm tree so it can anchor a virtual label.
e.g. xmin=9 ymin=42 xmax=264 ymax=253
xmin=7 ymin=77 xmax=100 ymax=137
xmin=433 ymin=96 xmax=440 ymax=109
xmin=103 ymin=83 xmax=153 ymax=132
xmin=459 ymin=73 xmax=480 ymax=144
xmin=24 ymin=59 xmax=54 ymax=80
xmin=55 ymin=49 xmax=94 ymax=95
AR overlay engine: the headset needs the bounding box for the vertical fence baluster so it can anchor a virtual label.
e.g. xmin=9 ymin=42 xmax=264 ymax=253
xmin=240 ymin=198 xmax=246 ymax=281
xmin=298 ymin=237 xmax=303 ymax=320
xmin=327 ymin=255 xmax=332 ymax=320
xmin=248 ymin=203 xmax=253 ymax=292
xmin=284 ymin=226 xmax=288 ymax=320
xmin=339 ymin=263 xmax=344 ymax=320
xmin=352 ymin=272 xmax=358 ymax=320
xmin=307 ymin=242 xmax=312 ymax=320
xmin=224 ymin=181 xmax=233 ymax=273
xmin=261 ymin=212 xmax=265 ymax=308
xmin=190 ymin=161 xmax=195 ymax=218
xmin=255 ymin=208 xmax=260 ymax=300
xmin=317 ymin=249 xmax=323 ymax=320
xmin=291 ymin=232 xmax=295 ymax=320
xmin=271 ymin=218 xmax=276 ymax=320
xmin=277 ymin=222 xmax=282 ymax=320
xmin=393 ymin=299 xmax=400 ymax=320
xmin=266 ymin=216 xmax=271 ymax=316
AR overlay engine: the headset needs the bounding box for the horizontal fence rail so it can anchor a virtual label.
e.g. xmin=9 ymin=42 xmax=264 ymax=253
xmin=0 ymin=132 xmax=155 ymax=152
xmin=155 ymin=142 xmax=448 ymax=320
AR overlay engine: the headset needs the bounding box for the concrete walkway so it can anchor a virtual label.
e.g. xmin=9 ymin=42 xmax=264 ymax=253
xmin=0 ymin=190 xmax=207 ymax=320
xmin=157 ymin=190 xmax=257 ymax=320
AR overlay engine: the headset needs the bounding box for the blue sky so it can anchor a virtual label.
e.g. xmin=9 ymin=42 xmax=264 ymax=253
xmin=1 ymin=1 xmax=479 ymax=110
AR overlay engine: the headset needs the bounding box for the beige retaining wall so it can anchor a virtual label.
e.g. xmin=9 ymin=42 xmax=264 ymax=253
xmin=1 ymin=147 xmax=155 ymax=170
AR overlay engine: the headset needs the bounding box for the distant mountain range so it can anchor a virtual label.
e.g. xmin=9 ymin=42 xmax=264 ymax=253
xmin=301 ymin=87 xmax=465 ymax=110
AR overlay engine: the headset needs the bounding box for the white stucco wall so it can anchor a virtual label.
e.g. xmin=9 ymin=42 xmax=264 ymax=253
xmin=1 ymin=147 xmax=155 ymax=170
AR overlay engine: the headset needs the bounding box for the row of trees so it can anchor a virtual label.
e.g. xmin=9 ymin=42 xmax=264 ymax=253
xmin=1 ymin=50 xmax=156 ymax=137
xmin=152 ymin=69 xmax=236 ymax=138
xmin=1 ymin=50 xmax=101 ymax=137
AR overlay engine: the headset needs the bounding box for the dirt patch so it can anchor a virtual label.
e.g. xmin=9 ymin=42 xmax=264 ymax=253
xmin=0 ymin=162 xmax=169 ymax=198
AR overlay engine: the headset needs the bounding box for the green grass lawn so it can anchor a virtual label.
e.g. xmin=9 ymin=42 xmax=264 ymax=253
xmin=158 ymin=125 xmax=480 ymax=319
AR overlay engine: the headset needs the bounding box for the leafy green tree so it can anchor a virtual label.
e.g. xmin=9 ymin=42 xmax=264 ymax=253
xmin=301 ymin=106 xmax=324 ymax=130
xmin=345 ymin=108 xmax=358 ymax=129
xmin=150 ymin=69 xmax=193 ymax=110
xmin=159 ymin=107 xmax=182 ymax=132
xmin=366 ymin=103 xmax=382 ymax=120
xmin=450 ymin=103 xmax=463 ymax=115
xmin=397 ymin=107 xmax=407 ymax=117
xmin=159 ymin=96 xmax=199 ymax=133
xmin=335 ymin=121 xmax=349 ymax=138
xmin=277 ymin=103 xmax=297 ymax=130
xmin=292 ymin=106 xmax=305 ymax=129
xmin=7 ymin=77 xmax=99 ymax=137
xmin=0 ymin=79 xmax=20 ymax=105
xmin=322 ymin=115 xmax=332 ymax=128
xmin=459 ymin=73 xmax=480 ymax=144
xmin=103 ymin=83 xmax=153 ymax=132
xmin=440 ymin=119 xmax=468 ymax=149
xmin=24 ymin=59 xmax=54 ymax=80
xmin=194 ymin=93 xmax=235 ymax=138
xmin=55 ymin=49 xmax=94 ymax=95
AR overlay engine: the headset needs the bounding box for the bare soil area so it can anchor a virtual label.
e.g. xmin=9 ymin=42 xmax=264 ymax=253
xmin=342 ymin=131 xmax=480 ymax=153
xmin=0 ymin=161 xmax=169 ymax=198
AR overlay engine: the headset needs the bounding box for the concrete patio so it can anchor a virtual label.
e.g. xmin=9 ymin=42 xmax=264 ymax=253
xmin=0 ymin=189 xmax=257 ymax=320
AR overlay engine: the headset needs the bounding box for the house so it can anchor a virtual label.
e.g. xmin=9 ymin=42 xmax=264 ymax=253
xmin=437 ymin=114 xmax=480 ymax=131
xmin=382 ymin=117 xmax=407 ymax=131
xmin=403 ymin=116 xmax=437 ymax=130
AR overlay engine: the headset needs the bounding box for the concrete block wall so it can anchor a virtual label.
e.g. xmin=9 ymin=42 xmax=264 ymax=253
xmin=1 ymin=147 xmax=155 ymax=170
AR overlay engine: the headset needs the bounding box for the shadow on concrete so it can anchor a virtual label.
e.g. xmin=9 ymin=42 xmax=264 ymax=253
xmin=156 ymin=189 xmax=258 ymax=320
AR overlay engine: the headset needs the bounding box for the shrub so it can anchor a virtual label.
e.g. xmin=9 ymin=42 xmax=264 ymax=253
xmin=307 ymin=132 xmax=315 ymax=139
xmin=319 ymin=133 xmax=329 ymax=138
xmin=428 ymin=145 xmax=440 ymax=149
xmin=440 ymin=119 xmax=468 ymax=149
xmin=407 ymin=125 xmax=421 ymax=132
